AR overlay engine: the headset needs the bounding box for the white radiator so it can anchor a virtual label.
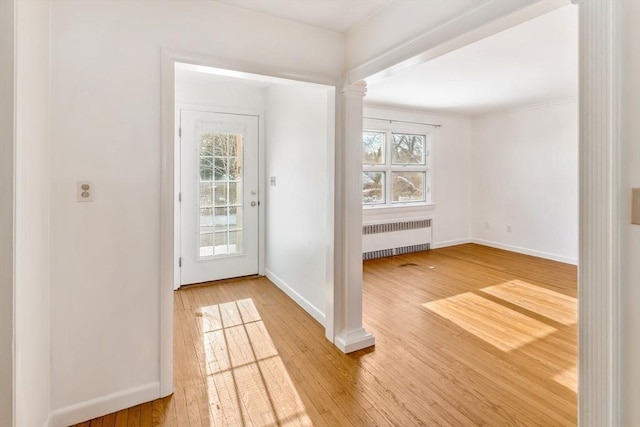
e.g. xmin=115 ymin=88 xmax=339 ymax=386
xmin=362 ymin=218 xmax=432 ymax=260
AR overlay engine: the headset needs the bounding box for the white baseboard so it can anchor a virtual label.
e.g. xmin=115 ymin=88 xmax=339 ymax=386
xmin=265 ymin=269 xmax=326 ymax=326
xmin=47 ymin=382 xmax=160 ymax=427
xmin=431 ymin=238 xmax=472 ymax=249
xmin=472 ymin=238 xmax=578 ymax=265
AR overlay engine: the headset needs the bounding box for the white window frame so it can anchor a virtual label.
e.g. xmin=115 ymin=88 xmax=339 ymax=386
xmin=362 ymin=120 xmax=432 ymax=209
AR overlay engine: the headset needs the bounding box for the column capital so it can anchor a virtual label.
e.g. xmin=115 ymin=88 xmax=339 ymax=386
xmin=342 ymin=80 xmax=367 ymax=97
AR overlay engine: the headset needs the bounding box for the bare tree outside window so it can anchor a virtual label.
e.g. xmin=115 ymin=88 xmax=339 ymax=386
xmin=363 ymin=171 xmax=385 ymax=204
xmin=363 ymin=131 xmax=385 ymax=164
xmin=392 ymin=134 xmax=425 ymax=164
xmin=363 ymin=128 xmax=430 ymax=206
xmin=392 ymin=171 xmax=425 ymax=202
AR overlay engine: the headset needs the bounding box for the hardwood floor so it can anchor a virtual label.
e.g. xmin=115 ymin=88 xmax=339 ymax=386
xmin=73 ymin=243 xmax=577 ymax=426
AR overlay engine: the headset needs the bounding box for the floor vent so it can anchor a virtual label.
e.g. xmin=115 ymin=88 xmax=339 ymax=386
xmin=362 ymin=219 xmax=432 ymax=260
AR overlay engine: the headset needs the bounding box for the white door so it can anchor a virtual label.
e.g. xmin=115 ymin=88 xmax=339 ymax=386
xmin=180 ymin=110 xmax=260 ymax=285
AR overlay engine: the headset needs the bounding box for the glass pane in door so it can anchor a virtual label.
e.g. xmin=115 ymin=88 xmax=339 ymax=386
xmin=198 ymin=132 xmax=243 ymax=258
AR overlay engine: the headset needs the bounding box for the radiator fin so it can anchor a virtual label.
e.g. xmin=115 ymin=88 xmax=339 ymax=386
xmin=363 ymin=218 xmax=432 ymax=235
xmin=362 ymin=249 xmax=394 ymax=260
xmin=363 ymin=243 xmax=431 ymax=260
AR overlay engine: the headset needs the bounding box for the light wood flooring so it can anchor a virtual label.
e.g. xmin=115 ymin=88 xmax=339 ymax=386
xmin=73 ymin=243 xmax=577 ymax=426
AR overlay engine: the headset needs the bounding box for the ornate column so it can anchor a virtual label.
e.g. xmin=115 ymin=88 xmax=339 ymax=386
xmin=576 ymin=1 xmax=620 ymax=426
xmin=334 ymin=81 xmax=375 ymax=353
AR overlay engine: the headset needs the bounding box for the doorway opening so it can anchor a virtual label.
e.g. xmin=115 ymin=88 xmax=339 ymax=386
xmin=160 ymin=52 xmax=336 ymax=396
xmin=356 ymin=3 xmax=579 ymax=423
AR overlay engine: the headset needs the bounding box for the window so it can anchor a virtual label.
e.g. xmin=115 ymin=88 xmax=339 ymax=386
xmin=362 ymin=126 xmax=431 ymax=207
xmin=198 ymin=131 xmax=244 ymax=258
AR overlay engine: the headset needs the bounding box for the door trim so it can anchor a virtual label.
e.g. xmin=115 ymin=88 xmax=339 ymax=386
xmin=175 ymin=104 xmax=265 ymax=290
xmin=0 ymin=0 xmax=15 ymax=425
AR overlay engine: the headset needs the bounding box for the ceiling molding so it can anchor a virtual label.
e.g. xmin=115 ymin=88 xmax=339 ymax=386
xmin=345 ymin=0 xmax=570 ymax=85
xmin=216 ymin=0 xmax=392 ymax=34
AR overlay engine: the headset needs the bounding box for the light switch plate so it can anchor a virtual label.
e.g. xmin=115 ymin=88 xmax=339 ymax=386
xmin=632 ymin=188 xmax=640 ymax=225
xmin=77 ymin=181 xmax=93 ymax=202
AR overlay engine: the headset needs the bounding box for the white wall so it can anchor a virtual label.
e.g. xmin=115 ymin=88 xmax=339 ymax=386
xmin=14 ymin=1 xmax=51 ymax=426
xmin=470 ymin=101 xmax=578 ymax=264
xmin=0 ymin=1 xmax=15 ymax=426
xmin=620 ymin=2 xmax=640 ymax=425
xmin=175 ymin=69 xmax=267 ymax=111
xmin=362 ymin=106 xmax=472 ymax=248
xmin=48 ymin=1 xmax=342 ymax=422
xmin=265 ymin=84 xmax=333 ymax=325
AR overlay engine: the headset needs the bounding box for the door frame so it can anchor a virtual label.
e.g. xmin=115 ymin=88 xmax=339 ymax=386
xmin=0 ymin=0 xmax=15 ymax=425
xmin=174 ymin=104 xmax=265 ymax=290
xmin=160 ymin=48 xmax=339 ymax=397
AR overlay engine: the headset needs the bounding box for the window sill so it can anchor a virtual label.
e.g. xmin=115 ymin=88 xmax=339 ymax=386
xmin=363 ymin=203 xmax=435 ymax=212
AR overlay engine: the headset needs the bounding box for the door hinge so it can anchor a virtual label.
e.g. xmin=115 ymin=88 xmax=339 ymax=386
xmin=178 ymin=127 xmax=182 ymax=138
xmin=178 ymin=192 xmax=182 ymax=202
xmin=178 ymin=257 xmax=182 ymax=267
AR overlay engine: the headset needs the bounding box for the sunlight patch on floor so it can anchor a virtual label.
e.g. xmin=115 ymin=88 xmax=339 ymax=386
xmin=423 ymin=292 xmax=557 ymax=351
xmin=199 ymin=298 xmax=312 ymax=426
xmin=481 ymin=280 xmax=577 ymax=325
xmin=553 ymin=365 xmax=577 ymax=393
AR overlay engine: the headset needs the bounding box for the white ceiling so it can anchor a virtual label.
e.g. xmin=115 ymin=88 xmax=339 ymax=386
xmin=211 ymin=2 xmax=577 ymax=116
xmin=216 ymin=0 xmax=392 ymax=33
xmin=365 ymin=5 xmax=578 ymax=116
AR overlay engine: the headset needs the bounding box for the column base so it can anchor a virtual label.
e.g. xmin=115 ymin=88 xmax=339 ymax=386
xmin=335 ymin=328 xmax=375 ymax=354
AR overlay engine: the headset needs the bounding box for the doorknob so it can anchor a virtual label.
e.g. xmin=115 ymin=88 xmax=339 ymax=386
xmin=251 ymin=201 xmax=257 ymax=207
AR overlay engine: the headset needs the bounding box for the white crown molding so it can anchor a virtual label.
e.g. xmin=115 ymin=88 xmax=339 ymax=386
xmin=364 ymin=96 xmax=579 ymax=120
xmin=470 ymin=97 xmax=579 ymax=119
xmin=363 ymin=102 xmax=473 ymax=119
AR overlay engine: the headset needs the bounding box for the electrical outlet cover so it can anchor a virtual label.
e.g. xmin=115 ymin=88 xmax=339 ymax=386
xmin=77 ymin=181 xmax=93 ymax=202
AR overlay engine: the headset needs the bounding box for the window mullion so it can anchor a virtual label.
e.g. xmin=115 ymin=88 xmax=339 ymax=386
xmin=386 ymin=130 xmax=392 ymax=206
